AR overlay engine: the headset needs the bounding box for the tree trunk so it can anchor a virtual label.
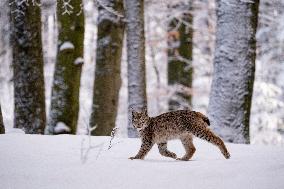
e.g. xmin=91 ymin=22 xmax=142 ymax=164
xmin=10 ymin=1 xmax=46 ymax=134
xmin=125 ymin=0 xmax=147 ymax=138
xmin=47 ymin=0 xmax=84 ymax=134
xmin=89 ymin=0 xmax=124 ymax=136
xmin=0 ymin=0 xmax=5 ymax=135
xmin=167 ymin=2 xmax=193 ymax=111
xmin=0 ymin=106 xmax=4 ymax=134
xmin=208 ymin=0 xmax=259 ymax=144
xmin=0 ymin=0 xmax=10 ymax=59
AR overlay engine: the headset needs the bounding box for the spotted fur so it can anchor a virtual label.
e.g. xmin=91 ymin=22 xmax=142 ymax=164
xmin=129 ymin=109 xmax=230 ymax=161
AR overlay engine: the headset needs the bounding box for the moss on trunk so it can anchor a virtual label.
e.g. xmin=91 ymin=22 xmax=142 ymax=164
xmin=242 ymin=0 xmax=259 ymax=142
xmin=0 ymin=106 xmax=4 ymax=134
xmin=90 ymin=0 xmax=124 ymax=136
xmin=168 ymin=3 xmax=193 ymax=110
xmin=48 ymin=0 xmax=84 ymax=134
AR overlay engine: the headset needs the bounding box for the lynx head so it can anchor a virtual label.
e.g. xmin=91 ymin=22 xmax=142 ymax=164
xmin=132 ymin=108 xmax=149 ymax=131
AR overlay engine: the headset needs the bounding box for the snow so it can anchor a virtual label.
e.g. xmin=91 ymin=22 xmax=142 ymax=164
xmin=1 ymin=134 xmax=284 ymax=189
xmin=59 ymin=41 xmax=75 ymax=51
xmin=54 ymin=122 xmax=71 ymax=133
xmin=0 ymin=0 xmax=283 ymax=143
xmin=74 ymin=57 xmax=84 ymax=65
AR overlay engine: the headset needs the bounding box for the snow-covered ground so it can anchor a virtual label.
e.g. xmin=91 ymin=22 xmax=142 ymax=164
xmin=1 ymin=134 xmax=283 ymax=189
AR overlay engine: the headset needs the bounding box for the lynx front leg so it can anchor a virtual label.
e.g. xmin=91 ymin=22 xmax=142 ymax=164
xmin=157 ymin=142 xmax=177 ymax=159
xmin=177 ymin=134 xmax=196 ymax=161
xmin=129 ymin=139 xmax=154 ymax=160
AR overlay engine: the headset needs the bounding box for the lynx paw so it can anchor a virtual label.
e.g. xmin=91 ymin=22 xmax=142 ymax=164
xmin=176 ymin=157 xmax=190 ymax=161
xmin=129 ymin=156 xmax=142 ymax=160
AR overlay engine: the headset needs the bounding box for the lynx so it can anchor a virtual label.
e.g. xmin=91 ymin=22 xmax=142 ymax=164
xmin=129 ymin=109 xmax=230 ymax=161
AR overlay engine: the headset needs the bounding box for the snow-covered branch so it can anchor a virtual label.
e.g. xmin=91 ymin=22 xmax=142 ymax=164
xmin=95 ymin=0 xmax=124 ymax=18
xmin=61 ymin=0 xmax=73 ymax=15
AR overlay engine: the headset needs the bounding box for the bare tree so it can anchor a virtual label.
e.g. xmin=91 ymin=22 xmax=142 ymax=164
xmin=89 ymin=0 xmax=125 ymax=136
xmin=10 ymin=0 xmax=46 ymax=134
xmin=167 ymin=2 xmax=193 ymax=111
xmin=48 ymin=0 xmax=84 ymax=134
xmin=208 ymin=0 xmax=259 ymax=143
xmin=125 ymin=0 xmax=147 ymax=138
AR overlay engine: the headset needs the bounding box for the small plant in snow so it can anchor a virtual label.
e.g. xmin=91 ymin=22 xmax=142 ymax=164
xmin=108 ymin=127 xmax=119 ymax=150
xmin=80 ymin=123 xmax=122 ymax=163
xmin=80 ymin=124 xmax=104 ymax=163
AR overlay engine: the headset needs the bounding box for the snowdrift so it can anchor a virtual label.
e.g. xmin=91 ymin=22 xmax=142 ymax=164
xmin=1 ymin=134 xmax=283 ymax=189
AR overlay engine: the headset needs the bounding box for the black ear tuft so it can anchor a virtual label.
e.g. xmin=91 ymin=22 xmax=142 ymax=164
xmin=142 ymin=107 xmax=148 ymax=115
xmin=132 ymin=111 xmax=138 ymax=118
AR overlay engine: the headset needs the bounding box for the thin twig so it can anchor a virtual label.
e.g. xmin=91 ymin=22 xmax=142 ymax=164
xmin=108 ymin=127 xmax=119 ymax=150
xmin=95 ymin=0 xmax=124 ymax=18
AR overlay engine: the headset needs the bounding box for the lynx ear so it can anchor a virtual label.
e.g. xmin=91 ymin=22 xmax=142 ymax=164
xmin=132 ymin=111 xmax=137 ymax=117
xmin=142 ymin=107 xmax=148 ymax=115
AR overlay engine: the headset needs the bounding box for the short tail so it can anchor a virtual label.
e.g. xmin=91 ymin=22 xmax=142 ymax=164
xmin=195 ymin=112 xmax=210 ymax=126
xmin=193 ymin=127 xmax=230 ymax=159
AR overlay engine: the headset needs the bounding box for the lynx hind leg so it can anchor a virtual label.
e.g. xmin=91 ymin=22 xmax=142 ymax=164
xmin=210 ymin=133 xmax=230 ymax=159
xmin=195 ymin=126 xmax=230 ymax=159
xmin=157 ymin=142 xmax=177 ymax=159
xmin=177 ymin=134 xmax=196 ymax=161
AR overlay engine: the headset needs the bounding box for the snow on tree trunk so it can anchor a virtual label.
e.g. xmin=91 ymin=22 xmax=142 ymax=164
xmin=0 ymin=0 xmax=13 ymax=130
xmin=167 ymin=2 xmax=193 ymax=111
xmin=89 ymin=0 xmax=124 ymax=136
xmin=0 ymin=0 xmax=10 ymax=59
xmin=10 ymin=0 xmax=46 ymax=134
xmin=125 ymin=0 xmax=147 ymax=138
xmin=208 ymin=0 xmax=259 ymax=144
xmin=47 ymin=0 xmax=84 ymax=134
xmin=0 ymin=106 xmax=4 ymax=134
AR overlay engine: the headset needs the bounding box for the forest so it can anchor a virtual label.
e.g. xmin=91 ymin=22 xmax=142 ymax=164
xmin=0 ymin=0 xmax=284 ymax=188
xmin=0 ymin=0 xmax=283 ymax=144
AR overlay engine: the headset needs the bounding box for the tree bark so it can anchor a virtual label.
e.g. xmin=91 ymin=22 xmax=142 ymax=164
xmin=0 ymin=0 xmax=10 ymax=59
xmin=125 ymin=0 xmax=147 ymax=138
xmin=89 ymin=0 xmax=124 ymax=136
xmin=47 ymin=0 xmax=84 ymax=134
xmin=167 ymin=2 xmax=193 ymax=111
xmin=208 ymin=0 xmax=259 ymax=144
xmin=10 ymin=1 xmax=46 ymax=134
xmin=0 ymin=106 xmax=4 ymax=134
